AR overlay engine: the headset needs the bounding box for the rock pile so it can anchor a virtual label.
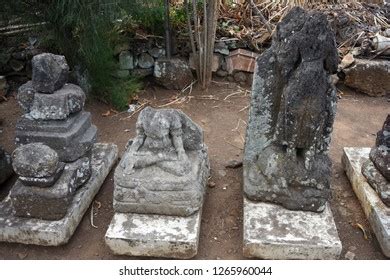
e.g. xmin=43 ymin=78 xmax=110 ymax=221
xmin=10 ymin=53 xmax=97 ymax=220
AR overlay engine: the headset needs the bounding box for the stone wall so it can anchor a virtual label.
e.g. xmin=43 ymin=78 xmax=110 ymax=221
xmin=114 ymin=38 xmax=259 ymax=86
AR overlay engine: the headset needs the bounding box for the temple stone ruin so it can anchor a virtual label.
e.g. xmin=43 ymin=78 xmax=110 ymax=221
xmin=362 ymin=115 xmax=390 ymax=206
xmin=343 ymin=114 xmax=390 ymax=257
xmin=0 ymin=53 xmax=118 ymax=246
xmin=243 ymin=7 xmax=342 ymax=259
xmin=106 ymin=106 xmax=209 ymax=259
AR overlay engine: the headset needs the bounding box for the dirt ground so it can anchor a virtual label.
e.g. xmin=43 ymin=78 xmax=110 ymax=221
xmin=0 ymin=80 xmax=388 ymax=260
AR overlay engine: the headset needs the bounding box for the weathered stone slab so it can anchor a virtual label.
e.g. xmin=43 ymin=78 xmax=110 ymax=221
xmin=28 ymin=84 xmax=86 ymax=120
xmin=343 ymin=59 xmax=390 ymax=97
xmin=154 ymin=58 xmax=193 ymax=90
xmin=0 ymin=143 xmax=118 ymax=246
xmin=15 ymin=111 xmax=97 ymax=162
xmin=342 ymin=147 xmax=390 ymax=257
xmin=243 ymin=198 xmax=342 ymax=260
xmin=105 ymin=210 xmax=201 ymax=259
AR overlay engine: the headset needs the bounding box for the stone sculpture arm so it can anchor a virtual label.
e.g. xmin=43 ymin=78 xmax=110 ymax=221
xmin=172 ymin=134 xmax=187 ymax=161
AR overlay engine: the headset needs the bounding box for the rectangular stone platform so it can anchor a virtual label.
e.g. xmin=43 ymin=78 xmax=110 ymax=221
xmin=105 ymin=210 xmax=202 ymax=259
xmin=0 ymin=143 xmax=118 ymax=246
xmin=342 ymin=147 xmax=390 ymax=258
xmin=243 ymin=198 xmax=342 ymax=259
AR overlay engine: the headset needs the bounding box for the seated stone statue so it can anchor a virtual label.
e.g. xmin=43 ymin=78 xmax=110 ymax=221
xmin=120 ymin=107 xmax=194 ymax=176
xmin=114 ymin=107 xmax=209 ymax=217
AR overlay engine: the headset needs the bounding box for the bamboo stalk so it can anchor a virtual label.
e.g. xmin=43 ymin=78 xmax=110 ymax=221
xmin=185 ymin=0 xmax=200 ymax=80
xmin=202 ymin=0 xmax=208 ymax=89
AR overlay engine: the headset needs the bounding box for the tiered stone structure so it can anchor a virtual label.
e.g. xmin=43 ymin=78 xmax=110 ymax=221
xmin=9 ymin=53 xmax=96 ymax=220
xmin=16 ymin=53 xmax=96 ymax=162
xmin=0 ymin=53 xmax=118 ymax=246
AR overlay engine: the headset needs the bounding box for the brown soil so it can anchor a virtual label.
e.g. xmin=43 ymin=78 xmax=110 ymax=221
xmin=0 ymin=81 xmax=388 ymax=260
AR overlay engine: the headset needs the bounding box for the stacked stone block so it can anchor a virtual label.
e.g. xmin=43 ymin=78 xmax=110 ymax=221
xmin=10 ymin=53 xmax=97 ymax=220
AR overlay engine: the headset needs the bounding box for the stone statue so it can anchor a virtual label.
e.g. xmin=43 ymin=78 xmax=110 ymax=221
xmin=114 ymin=106 xmax=209 ymax=216
xmin=120 ymin=107 xmax=202 ymax=176
xmin=362 ymin=115 xmax=390 ymax=206
xmin=244 ymin=7 xmax=339 ymax=212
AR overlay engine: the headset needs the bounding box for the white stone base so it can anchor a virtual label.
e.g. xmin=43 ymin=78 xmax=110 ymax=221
xmin=105 ymin=210 xmax=202 ymax=259
xmin=342 ymin=147 xmax=390 ymax=258
xmin=243 ymin=198 xmax=342 ymax=259
xmin=0 ymin=143 xmax=118 ymax=246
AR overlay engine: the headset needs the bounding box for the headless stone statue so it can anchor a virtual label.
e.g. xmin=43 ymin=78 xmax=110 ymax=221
xmin=114 ymin=107 xmax=209 ymax=216
xmin=362 ymin=115 xmax=390 ymax=206
xmin=120 ymin=107 xmax=202 ymax=176
xmin=244 ymin=7 xmax=339 ymax=212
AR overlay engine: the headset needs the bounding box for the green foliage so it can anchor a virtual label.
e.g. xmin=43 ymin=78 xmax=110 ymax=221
xmin=118 ymin=0 xmax=166 ymax=35
xmin=2 ymin=0 xmax=140 ymax=110
xmin=109 ymin=77 xmax=141 ymax=111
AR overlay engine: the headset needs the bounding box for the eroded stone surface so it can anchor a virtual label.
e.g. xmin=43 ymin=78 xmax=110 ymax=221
xmin=32 ymin=53 xmax=69 ymax=93
xmin=114 ymin=149 xmax=209 ymax=216
xmin=0 ymin=146 xmax=13 ymax=185
xmin=243 ymin=198 xmax=342 ymax=260
xmin=0 ymin=143 xmax=118 ymax=245
xmin=370 ymin=115 xmax=390 ymax=180
xmin=17 ymin=81 xmax=36 ymax=113
xmin=10 ymin=156 xmax=91 ymax=220
xmin=15 ymin=111 xmax=97 ymax=162
xmin=362 ymin=115 xmax=390 ymax=206
xmin=343 ymin=147 xmax=390 ymax=257
xmin=154 ymin=58 xmax=194 ymax=90
xmin=362 ymin=160 xmax=390 ymax=207
xmin=243 ymin=7 xmax=338 ymax=212
xmin=105 ymin=211 xmax=201 ymax=259
xmin=114 ymin=107 xmax=209 ymax=216
xmin=343 ymin=59 xmax=390 ymax=97
xmin=28 ymin=84 xmax=86 ymax=120
xmin=12 ymin=143 xmax=60 ymax=178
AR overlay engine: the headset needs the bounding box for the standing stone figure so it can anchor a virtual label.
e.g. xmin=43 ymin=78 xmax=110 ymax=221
xmin=114 ymin=106 xmax=209 ymax=216
xmin=362 ymin=115 xmax=390 ymax=206
xmin=244 ymin=7 xmax=339 ymax=212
